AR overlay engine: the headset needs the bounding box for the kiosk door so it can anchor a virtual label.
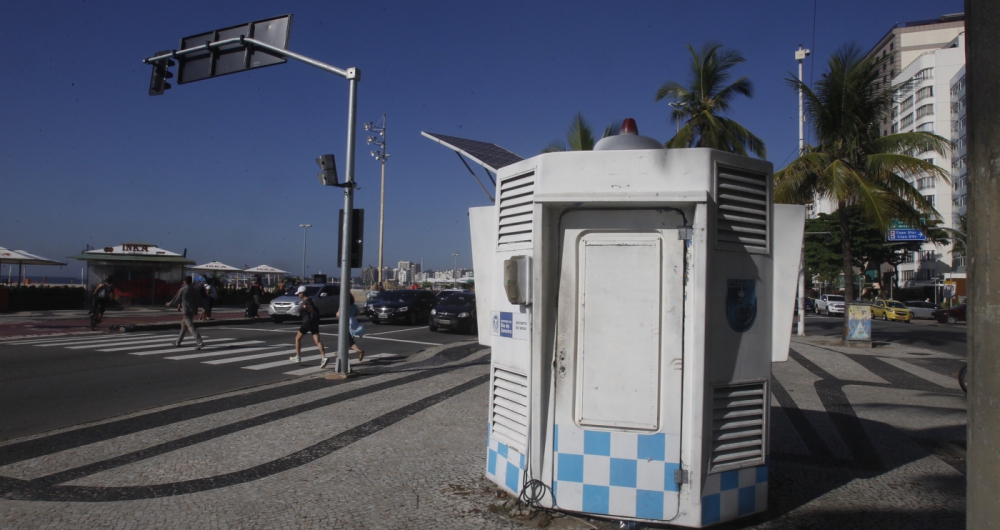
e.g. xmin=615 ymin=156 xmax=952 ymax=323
xmin=551 ymin=209 xmax=685 ymax=521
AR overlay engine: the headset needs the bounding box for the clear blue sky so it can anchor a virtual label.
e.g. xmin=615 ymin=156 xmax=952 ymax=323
xmin=1 ymin=0 xmax=962 ymax=279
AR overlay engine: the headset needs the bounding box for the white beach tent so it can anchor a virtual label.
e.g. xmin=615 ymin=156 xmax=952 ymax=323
xmin=0 ymin=247 xmax=68 ymax=285
xmin=187 ymin=261 xmax=242 ymax=273
xmin=244 ymin=264 xmax=289 ymax=288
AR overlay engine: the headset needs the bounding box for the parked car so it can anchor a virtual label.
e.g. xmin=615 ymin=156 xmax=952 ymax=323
xmin=369 ymin=290 xmax=437 ymax=325
xmin=815 ymin=294 xmax=845 ymax=316
xmin=933 ymin=304 xmax=966 ymax=324
xmin=904 ymin=300 xmax=940 ymax=319
xmin=267 ymin=284 xmax=340 ymax=323
xmin=870 ymin=299 xmax=912 ymax=322
xmin=794 ymin=297 xmax=815 ymax=314
xmin=436 ymin=288 xmax=471 ymax=302
xmin=429 ymin=292 xmax=477 ymax=333
xmin=363 ymin=291 xmax=384 ymax=317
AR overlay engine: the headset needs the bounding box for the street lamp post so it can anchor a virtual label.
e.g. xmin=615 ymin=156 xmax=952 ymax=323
xmin=452 ymin=253 xmax=459 ymax=289
xmin=795 ymin=44 xmax=812 ymax=337
xmin=299 ymin=224 xmax=312 ymax=280
xmin=365 ymin=113 xmax=389 ymax=288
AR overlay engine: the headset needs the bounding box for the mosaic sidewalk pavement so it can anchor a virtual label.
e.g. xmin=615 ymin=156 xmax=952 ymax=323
xmin=0 ymin=337 xmax=967 ymax=529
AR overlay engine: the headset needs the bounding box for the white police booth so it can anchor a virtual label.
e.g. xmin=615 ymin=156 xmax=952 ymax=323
xmin=469 ymin=120 xmax=804 ymax=527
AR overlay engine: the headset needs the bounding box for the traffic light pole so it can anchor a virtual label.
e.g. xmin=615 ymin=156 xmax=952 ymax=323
xmin=144 ymin=36 xmax=360 ymax=375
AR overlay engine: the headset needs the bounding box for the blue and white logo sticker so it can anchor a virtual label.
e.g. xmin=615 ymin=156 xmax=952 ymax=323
xmin=491 ymin=311 xmax=529 ymax=340
xmin=499 ymin=312 xmax=513 ymax=338
xmin=726 ymin=279 xmax=757 ymax=333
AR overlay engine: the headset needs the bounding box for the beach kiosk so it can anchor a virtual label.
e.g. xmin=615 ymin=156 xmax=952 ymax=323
xmin=468 ymin=121 xmax=804 ymax=527
xmin=70 ymin=243 xmax=194 ymax=305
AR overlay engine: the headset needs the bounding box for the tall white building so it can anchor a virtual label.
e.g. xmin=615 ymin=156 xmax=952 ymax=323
xmin=887 ymin=33 xmax=965 ymax=287
xmin=949 ymin=66 xmax=967 ymax=273
xmin=808 ymin=14 xmax=966 ymax=219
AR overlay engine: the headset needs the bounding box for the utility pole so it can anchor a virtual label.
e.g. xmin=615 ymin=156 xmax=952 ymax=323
xmin=452 ymin=253 xmax=459 ymax=289
xmin=299 ymin=224 xmax=311 ymax=280
xmin=795 ymin=44 xmax=811 ymax=337
xmin=365 ymin=113 xmax=388 ymax=288
xmin=966 ymin=1 xmax=1000 ymax=526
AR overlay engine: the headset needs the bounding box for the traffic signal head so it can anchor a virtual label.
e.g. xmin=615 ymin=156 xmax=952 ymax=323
xmin=148 ymin=51 xmax=175 ymax=96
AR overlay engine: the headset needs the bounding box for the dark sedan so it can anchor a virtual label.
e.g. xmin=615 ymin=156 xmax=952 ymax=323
xmin=369 ymin=290 xmax=437 ymax=325
xmin=933 ymin=304 xmax=966 ymax=324
xmin=429 ymin=292 xmax=477 ymax=333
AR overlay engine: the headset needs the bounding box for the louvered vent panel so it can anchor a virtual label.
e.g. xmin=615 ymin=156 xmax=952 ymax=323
xmin=497 ymin=172 xmax=535 ymax=248
xmin=491 ymin=367 xmax=528 ymax=452
xmin=716 ymin=169 xmax=769 ymax=252
xmin=709 ymin=382 xmax=767 ymax=472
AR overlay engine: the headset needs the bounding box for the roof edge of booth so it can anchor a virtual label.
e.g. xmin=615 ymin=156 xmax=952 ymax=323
xmin=532 ymin=190 xmax=709 ymax=204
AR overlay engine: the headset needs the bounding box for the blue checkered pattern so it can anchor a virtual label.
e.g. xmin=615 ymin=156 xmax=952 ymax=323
xmin=552 ymin=425 xmax=681 ymax=520
xmin=487 ymin=426 xmax=526 ymax=495
xmin=700 ymin=464 xmax=768 ymax=525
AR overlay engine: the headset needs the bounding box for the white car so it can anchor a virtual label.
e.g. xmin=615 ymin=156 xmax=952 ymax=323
xmin=815 ymin=294 xmax=845 ymax=316
xmin=904 ymin=300 xmax=940 ymax=319
xmin=267 ymin=284 xmax=341 ymax=324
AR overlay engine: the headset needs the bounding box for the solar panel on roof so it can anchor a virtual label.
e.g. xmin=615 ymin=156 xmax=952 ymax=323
xmin=421 ymin=132 xmax=524 ymax=172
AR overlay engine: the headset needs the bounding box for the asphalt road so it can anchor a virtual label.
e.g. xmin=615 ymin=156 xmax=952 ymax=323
xmin=0 ymin=317 xmax=474 ymax=441
xmin=798 ymin=312 xmax=967 ymax=357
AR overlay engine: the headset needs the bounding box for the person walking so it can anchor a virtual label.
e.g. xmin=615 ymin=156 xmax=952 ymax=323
xmin=290 ymin=285 xmax=329 ymax=368
xmin=336 ymin=293 xmax=366 ymax=362
xmin=166 ymin=276 xmax=204 ymax=349
xmin=199 ymin=279 xmax=218 ymax=321
xmin=246 ymin=277 xmax=263 ymax=318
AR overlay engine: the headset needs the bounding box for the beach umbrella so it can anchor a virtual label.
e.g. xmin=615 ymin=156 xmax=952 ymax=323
xmin=0 ymin=247 xmax=67 ymax=285
xmin=244 ymin=265 xmax=288 ymax=287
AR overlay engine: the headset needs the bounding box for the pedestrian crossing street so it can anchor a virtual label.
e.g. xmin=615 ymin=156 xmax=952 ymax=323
xmin=0 ymin=332 xmax=402 ymax=376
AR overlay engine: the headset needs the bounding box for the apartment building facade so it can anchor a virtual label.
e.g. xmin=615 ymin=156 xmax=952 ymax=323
xmin=949 ymin=65 xmax=967 ymax=273
xmin=886 ymin=34 xmax=965 ymax=287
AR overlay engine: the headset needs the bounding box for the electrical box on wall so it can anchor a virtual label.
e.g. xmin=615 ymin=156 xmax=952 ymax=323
xmin=504 ymin=255 xmax=531 ymax=305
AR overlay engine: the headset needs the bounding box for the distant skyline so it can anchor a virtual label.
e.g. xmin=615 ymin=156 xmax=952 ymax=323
xmin=2 ymin=0 xmax=962 ymax=279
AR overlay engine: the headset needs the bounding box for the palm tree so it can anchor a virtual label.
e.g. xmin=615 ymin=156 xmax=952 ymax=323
xmin=543 ymin=112 xmax=620 ymax=153
xmin=774 ymin=44 xmax=951 ymax=306
xmin=656 ymin=43 xmax=766 ymax=158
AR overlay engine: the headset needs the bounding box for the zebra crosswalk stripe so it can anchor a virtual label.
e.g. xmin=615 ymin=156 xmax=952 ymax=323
xmin=98 ymin=338 xmax=234 ymax=352
xmin=31 ymin=334 xmax=165 ymax=347
xmin=65 ymin=336 xmax=194 ymax=350
xmin=165 ymin=345 xmax=281 ymax=361
xmin=280 ymin=353 xmax=398 ymax=375
xmin=3 ymin=332 xmax=145 ymax=345
xmin=205 ymin=346 xmax=319 ymax=365
xmin=245 ymin=354 xmax=325 ymax=370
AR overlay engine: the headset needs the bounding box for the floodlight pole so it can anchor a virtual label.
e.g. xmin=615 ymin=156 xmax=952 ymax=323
xmin=144 ymin=36 xmax=360 ymax=374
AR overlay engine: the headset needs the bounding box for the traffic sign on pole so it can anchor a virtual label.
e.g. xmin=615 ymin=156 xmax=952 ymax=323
xmin=887 ymin=220 xmax=926 ymax=242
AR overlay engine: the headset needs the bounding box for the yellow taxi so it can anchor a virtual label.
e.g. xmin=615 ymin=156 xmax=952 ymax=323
xmin=871 ymin=299 xmax=912 ymax=322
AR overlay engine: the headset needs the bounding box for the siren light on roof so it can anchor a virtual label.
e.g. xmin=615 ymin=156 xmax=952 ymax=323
xmin=620 ymin=118 xmax=639 ymax=135
xmin=594 ymin=118 xmax=662 ymax=151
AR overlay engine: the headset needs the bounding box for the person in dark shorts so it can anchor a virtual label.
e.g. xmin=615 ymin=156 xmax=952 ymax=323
xmin=290 ymin=285 xmax=329 ymax=368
